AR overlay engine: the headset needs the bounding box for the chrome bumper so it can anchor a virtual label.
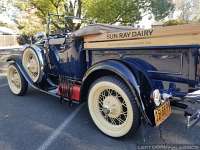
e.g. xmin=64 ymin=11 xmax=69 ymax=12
xmin=185 ymin=107 xmax=200 ymax=128
xmin=184 ymin=90 xmax=200 ymax=128
xmin=168 ymin=90 xmax=200 ymax=128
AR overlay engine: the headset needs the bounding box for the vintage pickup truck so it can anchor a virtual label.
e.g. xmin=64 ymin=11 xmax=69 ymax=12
xmin=6 ymin=16 xmax=200 ymax=137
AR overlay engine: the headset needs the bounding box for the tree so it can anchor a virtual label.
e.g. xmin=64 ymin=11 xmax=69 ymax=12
xmin=15 ymin=0 xmax=174 ymax=35
xmin=15 ymin=0 xmax=81 ymax=32
xmin=83 ymin=0 xmax=142 ymax=24
xmin=177 ymin=0 xmax=200 ymax=22
xmin=176 ymin=0 xmax=194 ymax=22
xmin=163 ymin=19 xmax=187 ymax=26
xmin=17 ymin=13 xmax=44 ymax=36
xmin=150 ymin=0 xmax=175 ymax=21
xmin=0 ymin=22 xmax=8 ymax=27
xmin=83 ymin=0 xmax=175 ymax=24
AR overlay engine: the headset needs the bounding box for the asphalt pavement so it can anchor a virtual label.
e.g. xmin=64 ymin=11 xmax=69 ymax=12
xmin=0 ymin=76 xmax=199 ymax=150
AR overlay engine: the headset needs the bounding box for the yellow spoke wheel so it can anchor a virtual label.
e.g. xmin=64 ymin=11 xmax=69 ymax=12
xmin=88 ymin=76 xmax=140 ymax=138
xmin=7 ymin=64 xmax=28 ymax=96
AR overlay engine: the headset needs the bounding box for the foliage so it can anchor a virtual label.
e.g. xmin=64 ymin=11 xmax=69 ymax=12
xmin=17 ymin=13 xmax=44 ymax=36
xmin=83 ymin=0 xmax=175 ymax=24
xmin=17 ymin=34 xmax=32 ymax=45
xmin=15 ymin=0 xmax=174 ymax=36
xmin=83 ymin=0 xmax=142 ymax=24
xmin=15 ymin=0 xmax=81 ymax=32
xmin=0 ymin=22 xmax=8 ymax=27
xmin=150 ymin=0 xmax=175 ymax=21
xmin=163 ymin=19 xmax=187 ymax=26
xmin=0 ymin=22 xmax=18 ymax=31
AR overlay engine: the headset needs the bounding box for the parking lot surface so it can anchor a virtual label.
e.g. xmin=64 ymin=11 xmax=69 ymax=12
xmin=0 ymin=76 xmax=199 ymax=150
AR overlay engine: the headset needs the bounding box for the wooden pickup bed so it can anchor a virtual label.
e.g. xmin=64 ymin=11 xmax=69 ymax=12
xmin=84 ymin=24 xmax=200 ymax=49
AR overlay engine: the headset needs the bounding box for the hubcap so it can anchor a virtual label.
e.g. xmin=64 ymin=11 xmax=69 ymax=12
xmin=102 ymin=96 xmax=122 ymax=118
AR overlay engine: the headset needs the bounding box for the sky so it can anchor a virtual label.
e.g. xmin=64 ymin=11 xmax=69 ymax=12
xmin=0 ymin=0 xmax=200 ymax=30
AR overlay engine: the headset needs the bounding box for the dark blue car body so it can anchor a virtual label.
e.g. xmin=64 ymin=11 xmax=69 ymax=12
xmin=7 ymin=24 xmax=200 ymax=127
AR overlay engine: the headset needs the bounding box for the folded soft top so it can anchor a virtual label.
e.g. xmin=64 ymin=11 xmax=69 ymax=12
xmin=72 ymin=23 xmax=135 ymax=37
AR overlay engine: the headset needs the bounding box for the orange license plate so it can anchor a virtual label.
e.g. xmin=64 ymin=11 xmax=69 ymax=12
xmin=154 ymin=101 xmax=171 ymax=126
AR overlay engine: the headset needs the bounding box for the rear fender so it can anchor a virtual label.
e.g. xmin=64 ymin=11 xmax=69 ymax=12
xmin=122 ymin=58 xmax=161 ymax=87
xmin=82 ymin=60 xmax=152 ymax=125
xmin=122 ymin=58 xmax=160 ymax=125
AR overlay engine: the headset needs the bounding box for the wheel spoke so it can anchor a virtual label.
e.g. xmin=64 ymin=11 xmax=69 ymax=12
xmin=99 ymin=96 xmax=104 ymax=102
xmin=117 ymin=117 xmax=125 ymax=124
xmin=121 ymin=102 xmax=127 ymax=107
xmin=97 ymin=88 xmax=128 ymax=126
xmin=102 ymin=90 xmax=106 ymax=97
xmin=107 ymin=89 xmax=112 ymax=96
xmin=121 ymin=112 xmax=128 ymax=118
xmin=99 ymin=101 xmax=103 ymax=106
xmin=115 ymin=94 xmax=121 ymax=101
xmin=112 ymin=90 xmax=116 ymax=96
xmin=99 ymin=94 xmax=103 ymax=99
xmin=110 ymin=117 xmax=116 ymax=125
xmin=99 ymin=107 xmax=104 ymax=112
xmin=104 ymin=114 xmax=110 ymax=122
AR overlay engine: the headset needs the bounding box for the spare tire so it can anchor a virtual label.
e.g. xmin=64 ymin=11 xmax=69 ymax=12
xmin=22 ymin=47 xmax=44 ymax=83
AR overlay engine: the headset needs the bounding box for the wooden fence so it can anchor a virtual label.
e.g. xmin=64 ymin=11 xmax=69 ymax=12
xmin=0 ymin=48 xmax=21 ymax=75
xmin=0 ymin=34 xmax=19 ymax=48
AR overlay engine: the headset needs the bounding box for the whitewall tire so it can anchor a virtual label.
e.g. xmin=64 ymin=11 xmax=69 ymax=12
xmin=88 ymin=76 xmax=140 ymax=138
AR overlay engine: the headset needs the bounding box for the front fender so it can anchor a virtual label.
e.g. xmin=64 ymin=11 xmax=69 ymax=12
xmin=82 ymin=60 xmax=152 ymax=125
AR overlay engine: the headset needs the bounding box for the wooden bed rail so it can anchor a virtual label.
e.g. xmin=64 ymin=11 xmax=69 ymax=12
xmin=84 ymin=24 xmax=200 ymax=49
